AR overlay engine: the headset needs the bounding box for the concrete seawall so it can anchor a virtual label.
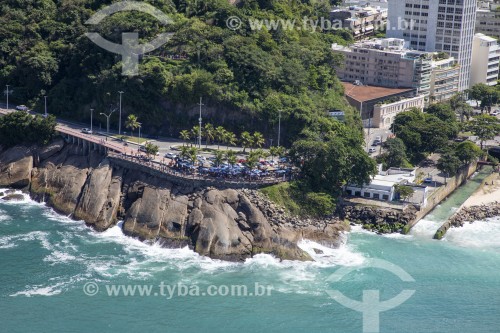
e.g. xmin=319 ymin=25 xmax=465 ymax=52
xmin=403 ymin=162 xmax=478 ymax=234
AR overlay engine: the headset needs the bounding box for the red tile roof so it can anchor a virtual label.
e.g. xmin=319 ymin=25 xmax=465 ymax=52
xmin=342 ymin=82 xmax=414 ymax=103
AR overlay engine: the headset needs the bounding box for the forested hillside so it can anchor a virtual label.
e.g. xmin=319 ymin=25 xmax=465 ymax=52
xmin=1 ymin=0 xmax=352 ymax=139
xmin=1 ymin=0 xmax=377 ymax=200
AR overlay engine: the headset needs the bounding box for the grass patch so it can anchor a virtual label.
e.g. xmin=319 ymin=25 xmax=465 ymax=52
xmin=112 ymin=135 xmax=148 ymax=144
xmin=260 ymin=181 xmax=336 ymax=218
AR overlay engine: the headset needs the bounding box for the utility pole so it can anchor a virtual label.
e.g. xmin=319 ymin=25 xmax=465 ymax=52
xmin=278 ymin=110 xmax=281 ymax=147
xmin=44 ymin=96 xmax=48 ymax=117
xmin=198 ymin=97 xmax=204 ymax=149
xmin=138 ymin=122 xmax=142 ymax=139
xmin=100 ymin=109 xmax=116 ymax=134
xmin=90 ymin=108 xmax=94 ymax=133
xmin=5 ymin=85 xmax=10 ymax=109
xmin=118 ymin=91 xmax=124 ymax=135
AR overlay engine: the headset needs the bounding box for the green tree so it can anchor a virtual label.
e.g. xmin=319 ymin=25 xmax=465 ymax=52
xmin=214 ymin=150 xmax=224 ymax=167
xmin=252 ymin=131 xmax=265 ymax=149
xmin=437 ymin=152 xmax=461 ymax=180
xmin=215 ymin=126 xmax=226 ymax=150
xmin=240 ymin=131 xmax=252 ymax=153
xmin=188 ymin=147 xmax=198 ymax=166
xmin=246 ymin=151 xmax=259 ymax=170
xmin=455 ymin=141 xmax=482 ymax=164
xmin=179 ymin=130 xmax=191 ymax=146
xmin=145 ymin=142 xmax=159 ymax=157
xmin=378 ymin=138 xmax=410 ymax=168
xmin=191 ymin=125 xmax=202 ymax=147
xmin=0 ymin=111 xmax=56 ymax=147
xmin=179 ymin=145 xmax=190 ymax=160
xmin=225 ymin=150 xmax=237 ymax=166
xmin=204 ymin=123 xmax=215 ymax=148
xmin=269 ymin=146 xmax=279 ymax=161
xmin=125 ymin=115 xmax=140 ymax=139
xmin=467 ymin=114 xmax=500 ymax=149
xmin=394 ymin=184 xmax=415 ymax=202
xmin=224 ymin=131 xmax=237 ymax=149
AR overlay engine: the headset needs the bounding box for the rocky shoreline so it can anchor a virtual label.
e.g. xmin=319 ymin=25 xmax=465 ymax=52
xmin=0 ymin=138 xmax=348 ymax=261
xmin=434 ymin=202 xmax=500 ymax=239
xmin=341 ymin=204 xmax=418 ymax=234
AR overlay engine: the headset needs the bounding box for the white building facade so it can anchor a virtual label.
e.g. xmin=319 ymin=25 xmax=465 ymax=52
xmin=387 ymin=0 xmax=477 ymax=91
xmin=470 ymin=33 xmax=500 ymax=87
xmin=372 ymin=95 xmax=426 ymax=129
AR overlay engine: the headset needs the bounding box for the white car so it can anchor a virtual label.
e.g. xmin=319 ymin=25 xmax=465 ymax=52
xmin=368 ymin=148 xmax=377 ymax=154
xmin=165 ymin=152 xmax=177 ymax=159
xmin=491 ymin=110 xmax=500 ymax=116
xmin=16 ymin=105 xmax=28 ymax=111
xmin=81 ymin=128 xmax=93 ymax=134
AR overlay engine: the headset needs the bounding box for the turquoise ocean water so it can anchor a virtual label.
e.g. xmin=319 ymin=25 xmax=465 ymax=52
xmin=1 ymin=180 xmax=499 ymax=333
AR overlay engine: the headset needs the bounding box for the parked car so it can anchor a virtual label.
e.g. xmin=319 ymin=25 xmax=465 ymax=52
xmin=139 ymin=146 xmax=147 ymax=152
xmin=491 ymin=110 xmax=500 ymax=116
xmin=165 ymin=152 xmax=177 ymax=159
xmin=375 ymin=136 xmax=382 ymax=142
xmin=423 ymin=177 xmax=433 ymax=183
xmin=372 ymin=140 xmax=381 ymax=146
xmin=81 ymin=128 xmax=92 ymax=134
xmin=15 ymin=105 xmax=28 ymax=111
xmin=368 ymin=148 xmax=377 ymax=154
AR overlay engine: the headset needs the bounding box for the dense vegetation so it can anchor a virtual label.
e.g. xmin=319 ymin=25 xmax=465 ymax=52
xmin=0 ymin=111 xmax=56 ymax=148
xmin=0 ymin=0 xmax=351 ymax=142
xmin=1 ymin=0 xmax=377 ymax=216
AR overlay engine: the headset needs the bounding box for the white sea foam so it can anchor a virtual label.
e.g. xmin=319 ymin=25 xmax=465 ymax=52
xmin=443 ymin=216 xmax=500 ymax=250
xmin=10 ymin=274 xmax=87 ymax=297
xmin=0 ymin=231 xmax=51 ymax=250
xmin=0 ymin=208 xmax=11 ymax=223
xmin=0 ymin=190 xmax=40 ymax=206
xmin=298 ymin=238 xmax=366 ymax=267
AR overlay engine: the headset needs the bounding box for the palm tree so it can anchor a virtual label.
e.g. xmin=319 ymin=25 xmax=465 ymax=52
xmin=246 ymin=151 xmax=259 ymax=170
xmin=269 ymin=146 xmax=279 ymax=162
xmin=179 ymin=130 xmax=191 ymax=146
xmin=225 ymin=150 xmax=237 ymax=167
xmin=214 ymin=150 xmax=224 ymax=167
xmin=224 ymin=131 xmax=237 ymax=150
xmin=253 ymin=131 xmax=265 ymax=150
xmin=204 ymin=123 xmax=215 ymax=148
xmin=125 ymin=114 xmax=140 ymax=138
xmin=240 ymin=131 xmax=253 ymax=153
xmin=191 ymin=125 xmax=202 ymax=147
xmin=188 ymin=147 xmax=198 ymax=166
xmin=179 ymin=145 xmax=190 ymax=160
xmin=215 ymin=126 xmax=226 ymax=150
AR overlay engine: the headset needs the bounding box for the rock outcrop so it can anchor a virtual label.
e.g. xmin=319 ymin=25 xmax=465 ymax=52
xmin=434 ymin=202 xmax=500 ymax=239
xmin=341 ymin=204 xmax=418 ymax=234
xmin=0 ymin=139 xmax=348 ymax=261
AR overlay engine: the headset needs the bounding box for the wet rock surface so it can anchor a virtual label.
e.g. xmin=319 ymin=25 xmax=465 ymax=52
xmin=0 ymin=139 xmax=348 ymax=261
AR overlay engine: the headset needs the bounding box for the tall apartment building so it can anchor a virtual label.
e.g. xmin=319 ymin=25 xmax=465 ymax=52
xmin=470 ymin=33 xmax=500 ymax=86
xmin=330 ymin=4 xmax=388 ymax=39
xmin=430 ymin=56 xmax=460 ymax=102
xmin=476 ymin=2 xmax=500 ymax=40
xmin=332 ymin=38 xmax=432 ymax=97
xmin=386 ymin=0 xmax=477 ymax=91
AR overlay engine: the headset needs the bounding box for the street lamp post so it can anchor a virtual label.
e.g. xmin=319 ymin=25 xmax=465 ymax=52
xmin=90 ymin=108 xmax=94 ymax=133
xmin=118 ymin=91 xmax=124 ymax=135
xmin=100 ymin=109 xmax=116 ymax=134
xmin=44 ymin=96 xmax=48 ymax=117
xmin=138 ymin=122 xmax=142 ymax=139
xmin=198 ymin=97 xmax=203 ymax=149
xmin=278 ymin=110 xmax=281 ymax=147
xmin=5 ymin=85 xmax=10 ymax=109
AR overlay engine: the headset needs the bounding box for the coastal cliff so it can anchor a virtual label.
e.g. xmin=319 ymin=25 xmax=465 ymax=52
xmin=0 ymin=139 xmax=348 ymax=261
